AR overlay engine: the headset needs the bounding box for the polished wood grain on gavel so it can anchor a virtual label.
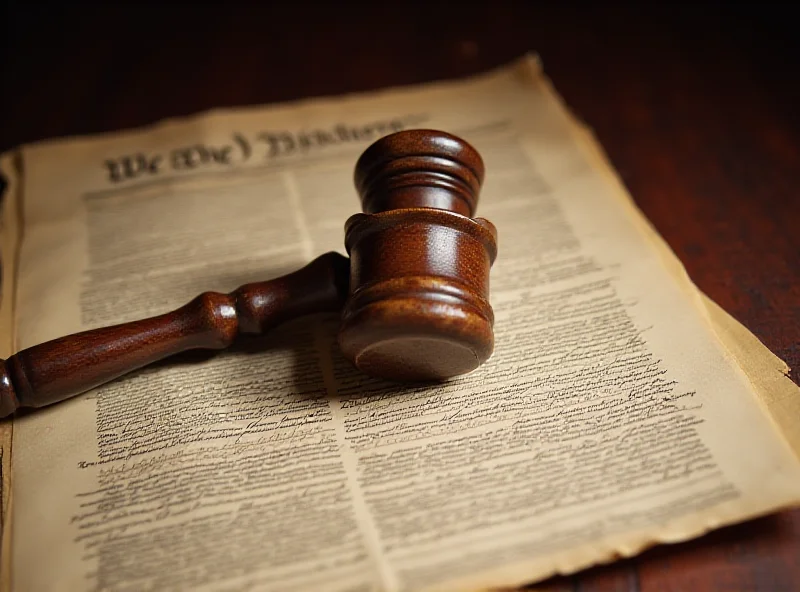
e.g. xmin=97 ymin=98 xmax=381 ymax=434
xmin=0 ymin=130 xmax=498 ymax=418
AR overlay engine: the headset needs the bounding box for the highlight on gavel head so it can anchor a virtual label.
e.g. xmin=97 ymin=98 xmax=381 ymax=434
xmin=338 ymin=129 xmax=498 ymax=382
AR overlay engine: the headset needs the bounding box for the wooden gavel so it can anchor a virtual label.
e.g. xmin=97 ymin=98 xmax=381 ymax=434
xmin=0 ymin=130 xmax=498 ymax=418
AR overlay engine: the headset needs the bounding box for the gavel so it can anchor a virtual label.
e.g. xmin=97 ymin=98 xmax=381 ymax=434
xmin=0 ymin=130 xmax=498 ymax=418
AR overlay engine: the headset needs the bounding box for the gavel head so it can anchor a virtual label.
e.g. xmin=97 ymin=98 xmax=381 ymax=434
xmin=338 ymin=130 xmax=498 ymax=382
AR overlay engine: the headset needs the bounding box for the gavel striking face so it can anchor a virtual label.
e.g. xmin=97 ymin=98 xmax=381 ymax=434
xmin=0 ymin=130 xmax=497 ymax=417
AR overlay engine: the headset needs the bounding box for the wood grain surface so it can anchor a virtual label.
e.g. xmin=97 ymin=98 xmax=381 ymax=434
xmin=1 ymin=2 xmax=798 ymax=590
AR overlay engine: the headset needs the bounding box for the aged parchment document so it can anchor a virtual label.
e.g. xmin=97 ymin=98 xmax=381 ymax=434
xmin=1 ymin=55 xmax=799 ymax=592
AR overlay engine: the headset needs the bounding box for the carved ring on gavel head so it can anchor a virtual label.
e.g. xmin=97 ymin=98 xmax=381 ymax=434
xmin=0 ymin=130 xmax=497 ymax=418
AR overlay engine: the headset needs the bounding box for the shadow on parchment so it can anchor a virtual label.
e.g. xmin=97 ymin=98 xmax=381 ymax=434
xmin=13 ymin=307 xmax=414 ymax=423
xmin=104 ymin=313 xmax=349 ymax=408
xmin=12 ymin=256 xmax=363 ymax=419
xmin=133 ymin=311 xmax=426 ymax=414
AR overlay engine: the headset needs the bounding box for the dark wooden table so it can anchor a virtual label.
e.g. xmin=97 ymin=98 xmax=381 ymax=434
xmin=2 ymin=2 xmax=798 ymax=590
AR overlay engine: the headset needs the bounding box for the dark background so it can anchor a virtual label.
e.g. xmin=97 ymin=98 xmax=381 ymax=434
xmin=2 ymin=1 xmax=799 ymax=590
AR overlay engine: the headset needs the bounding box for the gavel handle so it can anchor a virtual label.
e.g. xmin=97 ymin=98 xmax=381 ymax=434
xmin=0 ymin=252 xmax=350 ymax=418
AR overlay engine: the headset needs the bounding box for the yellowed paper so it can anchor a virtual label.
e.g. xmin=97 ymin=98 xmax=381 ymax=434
xmin=551 ymin=80 xmax=800 ymax=459
xmin=1 ymin=56 xmax=799 ymax=592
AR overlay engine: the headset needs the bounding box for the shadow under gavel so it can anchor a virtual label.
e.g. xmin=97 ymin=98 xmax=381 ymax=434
xmin=0 ymin=130 xmax=498 ymax=418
